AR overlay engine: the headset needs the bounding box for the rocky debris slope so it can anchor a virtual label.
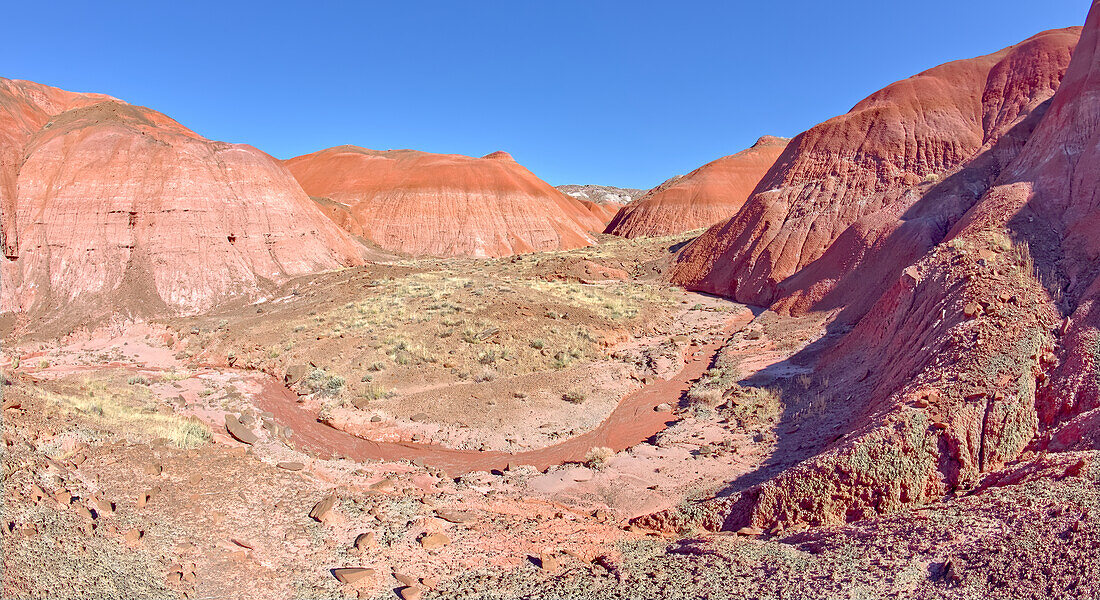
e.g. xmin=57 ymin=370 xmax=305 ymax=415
xmin=671 ymin=27 xmax=1081 ymax=312
xmin=605 ymin=136 xmax=788 ymax=238
xmin=285 ymin=147 xmax=607 ymax=257
xmin=638 ymin=18 xmax=1100 ymax=534
xmin=0 ymin=79 xmax=367 ymax=322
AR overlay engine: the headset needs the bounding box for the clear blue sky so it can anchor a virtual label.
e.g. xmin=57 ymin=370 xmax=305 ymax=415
xmin=3 ymin=1 xmax=1089 ymax=189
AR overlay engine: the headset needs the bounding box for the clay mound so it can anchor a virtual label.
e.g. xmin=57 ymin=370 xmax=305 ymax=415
xmin=284 ymin=146 xmax=604 ymax=257
xmin=671 ymin=27 xmax=1081 ymax=309
xmin=0 ymin=79 xmax=367 ymax=320
xmin=605 ymin=136 xmax=788 ymax=238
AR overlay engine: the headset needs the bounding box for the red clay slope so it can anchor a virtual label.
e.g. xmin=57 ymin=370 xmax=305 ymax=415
xmin=639 ymin=22 xmax=1091 ymax=534
xmin=671 ymin=27 xmax=1081 ymax=312
xmin=284 ymin=146 xmax=605 ymax=258
xmin=605 ymin=136 xmax=788 ymax=238
xmin=0 ymin=79 xmax=367 ymax=319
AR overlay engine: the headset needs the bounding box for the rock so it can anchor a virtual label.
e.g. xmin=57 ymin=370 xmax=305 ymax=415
xmin=333 ymin=568 xmax=375 ymax=584
xmin=605 ymin=136 xmax=788 ymax=238
xmin=0 ymin=78 xmax=366 ymax=318
xmin=410 ymin=412 xmax=430 ymax=422
xmin=369 ymin=478 xmax=395 ymax=492
xmin=736 ymin=526 xmax=764 ymax=537
xmin=285 ymin=365 xmax=310 ymax=385
xmin=124 ymin=529 xmax=144 ymax=544
xmin=418 ymin=532 xmax=450 ymax=549
xmin=393 ymin=573 xmax=418 ymax=587
xmin=963 ymin=302 xmax=983 ymax=318
xmin=435 ymin=509 xmax=477 ymax=524
xmin=420 ymin=577 xmax=438 ymax=590
xmin=283 ymin=146 xmax=606 ymax=258
xmin=654 ymin=403 xmax=672 ymax=412
xmin=136 ymin=490 xmax=153 ymax=509
xmin=224 ymin=415 xmax=258 ymax=445
xmin=353 ymin=531 xmax=376 ymax=551
xmin=398 ymin=586 xmax=423 ymax=600
xmin=538 ymin=553 xmax=560 ymax=572
xmin=309 ymin=494 xmax=338 ymax=522
xmin=92 ymin=495 xmax=114 ymax=514
xmin=276 ymin=461 xmax=305 ymax=471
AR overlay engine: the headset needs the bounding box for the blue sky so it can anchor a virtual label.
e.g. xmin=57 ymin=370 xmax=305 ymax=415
xmin=3 ymin=1 xmax=1089 ymax=189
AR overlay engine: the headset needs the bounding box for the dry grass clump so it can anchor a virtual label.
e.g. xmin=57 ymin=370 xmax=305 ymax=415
xmin=35 ymin=378 xmax=212 ymax=449
xmin=562 ymin=390 xmax=587 ymax=404
xmin=301 ymin=368 xmax=346 ymax=398
xmin=686 ymin=387 xmax=724 ymax=407
xmin=584 ymin=446 xmax=615 ymax=470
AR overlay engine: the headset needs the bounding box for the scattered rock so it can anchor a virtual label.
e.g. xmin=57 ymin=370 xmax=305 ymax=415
xmin=538 ymin=553 xmax=560 ymax=572
xmin=353 ymin=532 xmax=376 ymax=551
xmin=436 ymin=509 xmax=477 ymax=524
xmin=224 ymin=414 xmax=259 ymax=445
xmin=333 ymin=567 xmax=375 ymax=584
xmin=310 ymin=494 xmax=338 ymax=522
xmin=419 ymin=532 xmax=450 ymax=549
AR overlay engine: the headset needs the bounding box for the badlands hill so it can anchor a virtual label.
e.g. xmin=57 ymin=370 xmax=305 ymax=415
xmin=0 ymin=79 xmax=366 ymax=323
xmin=644 ymin=23 xmax=1096 ymax=534
xmin=672 ymin=26 xmax=1083 ymax=314
xmin=285 ymin=146 xmax=608 ymax=258
xmin=605 ymin=136 xmax=789 ymax=238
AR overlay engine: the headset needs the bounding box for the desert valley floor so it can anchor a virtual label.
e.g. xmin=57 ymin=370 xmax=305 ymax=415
xmin=5 ymin=2 xmax=1100 ymax=599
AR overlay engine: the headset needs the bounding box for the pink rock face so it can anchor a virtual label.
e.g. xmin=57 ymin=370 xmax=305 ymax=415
xmin=284 ymin=146 xmax=604 ymax=258
xmin=671 ymin=27 xmax=1081 ymax=310
xmin=0 ymin=79 xmax=366 ymax=319
xmin=604 ymin=136 xmax=788 ymax=238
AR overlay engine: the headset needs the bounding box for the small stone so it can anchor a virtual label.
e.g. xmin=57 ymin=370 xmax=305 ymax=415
xmin=370 ymin=415 xmax=382 ymax=422
xmin=398 ymin=586 xmax=423 ymax=600
xmin=124 ymin=528 xmax=144 ymax=544
xmin=419 ymin=532 xmax=450 ymax=549
xmin=394 ymin=573 xmax=418 ymax=587
xmin=333 ymin=567 xmax=376 ymax=584
xmin=277 ymin=461 xmax=305 ymax=471
xmin=93 ymin=495 xmax=114 ymax=514
xmin=310 ymin=494 xmax=338 ymax=522
xmin=736 ymin=526 xmax=764 ymax=536
xmin=224 ymin=415 xmax=259 ymax=445
xmin=538 ymin=553 xmax=560 ymax=572
xmin=410 ymin=412 xmax=430 ymax=422
xmin=420 ymin=577 xmax=438 ymax=590
xmin=654 ymin=403 xmax=672 ymax=412
xmin=369 ymin=478 xmax=395 ymax=492
xmin=436 ymin=509 xmax=477 ymax=524
xmin=353 ymin=532 xmax=376 ymax=551
xmin=963 ymin=302 xmax=982 ymax=318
